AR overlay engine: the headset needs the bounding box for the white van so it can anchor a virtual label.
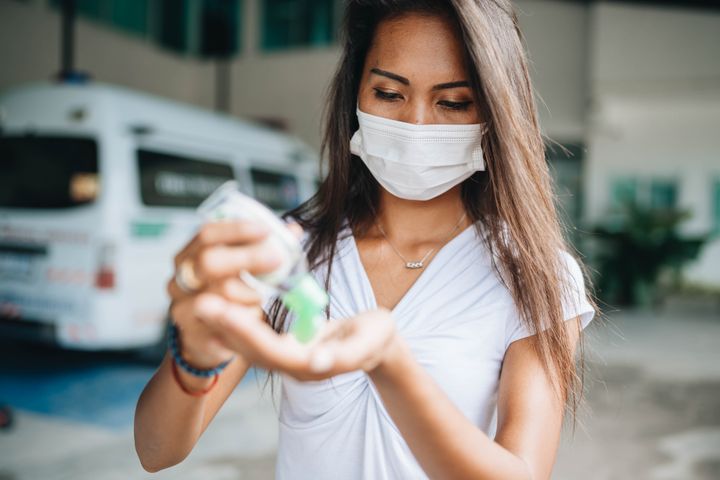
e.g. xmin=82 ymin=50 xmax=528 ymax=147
xmin=0 ymin=81 xmax=320 ymax=353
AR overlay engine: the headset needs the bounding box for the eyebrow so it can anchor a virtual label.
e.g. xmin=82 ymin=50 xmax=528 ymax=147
xmin=370 ymin=68 xmax=470 ymax=90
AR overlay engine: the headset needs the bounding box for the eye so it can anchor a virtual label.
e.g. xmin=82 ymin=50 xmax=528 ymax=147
xmin=373 ymin=88 xmax=403 ymax=101
xmin=438 ymin=100 xmax=473 ymax=111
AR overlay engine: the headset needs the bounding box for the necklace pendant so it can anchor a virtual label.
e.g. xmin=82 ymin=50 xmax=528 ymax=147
xmin=405 ymin=261 xmax=424 ymax=269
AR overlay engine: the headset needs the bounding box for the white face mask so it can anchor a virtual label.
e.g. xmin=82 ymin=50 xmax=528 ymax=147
xmin=349 ymin=106 xmax=486 ymax=201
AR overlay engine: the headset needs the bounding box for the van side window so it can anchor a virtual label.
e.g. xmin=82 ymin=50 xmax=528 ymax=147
xmin=0 ymin=135 xmax=99 ymax=209
xmin=250 ymin=168 xmax=299 ymax=211
xmin=137 ymin=149 xmax=234 ymax=208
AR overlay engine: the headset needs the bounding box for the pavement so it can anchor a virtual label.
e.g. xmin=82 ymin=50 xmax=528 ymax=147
xmin=0 ymin=306 xmax=718 ymax=479
xmin=554 ymin=306 xmax=720 ymax=480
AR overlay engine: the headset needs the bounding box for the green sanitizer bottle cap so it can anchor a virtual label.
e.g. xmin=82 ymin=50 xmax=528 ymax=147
xmin=281 ymin=273 xmax=329 ymax=343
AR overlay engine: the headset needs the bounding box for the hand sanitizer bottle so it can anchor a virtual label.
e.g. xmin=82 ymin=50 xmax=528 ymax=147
xmin=197 ymin=181 xmax=328 ymax=343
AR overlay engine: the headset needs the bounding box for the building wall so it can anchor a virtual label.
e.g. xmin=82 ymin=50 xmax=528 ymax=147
xmin=585 ymin=3 xmax=720 ymax=286
xmin=591 ymin=2 xmax=720 ymax=95
xmin=515 ymin=0 xmax=590 ymax=142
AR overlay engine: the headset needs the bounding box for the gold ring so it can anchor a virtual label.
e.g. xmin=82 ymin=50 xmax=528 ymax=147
xmin=175 ymin=258 xmax=203 ymax=294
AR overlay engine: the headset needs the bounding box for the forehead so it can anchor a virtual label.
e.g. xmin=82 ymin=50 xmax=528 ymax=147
xmin=365 ymin=13 xmax=469 ymax=84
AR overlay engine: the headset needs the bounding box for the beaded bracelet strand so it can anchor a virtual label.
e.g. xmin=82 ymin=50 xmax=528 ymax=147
xmin=170 ymin=357 xmax=219 ymax=396
xmin=167 ymin=322 xmax=234 ymax=396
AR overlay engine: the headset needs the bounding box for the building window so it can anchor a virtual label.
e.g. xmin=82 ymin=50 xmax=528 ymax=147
xmin=51 ymin=0 xmax=152 ymax=36
xmin=200 ymin=0 xmax=241 ymax=57
xmin=50 ymin=0 xmax=241 ymax=58
xmin=157 ymin=0 xmax=189 ymax=53
xmin=649 ymin=180 xmax=677 ymax=210
xmin=610 ymin=177 xmax=638 ymax=209
xmin=261 ymin=0 xmax=336 ymax=51
xmin=610 ymin=177 xmax=678 ymax=211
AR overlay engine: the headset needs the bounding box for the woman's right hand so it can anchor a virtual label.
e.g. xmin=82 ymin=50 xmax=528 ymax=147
xmin=166 ymin=219 xmax=287 ymax=369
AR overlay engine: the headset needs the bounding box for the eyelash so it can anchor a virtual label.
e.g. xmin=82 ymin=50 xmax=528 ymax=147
xmin=372 ymin=88 xmax=473 ymax=112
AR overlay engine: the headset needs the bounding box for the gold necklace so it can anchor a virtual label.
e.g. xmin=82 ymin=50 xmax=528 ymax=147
xmin=376 ymin=212 xmax=468 ymax=269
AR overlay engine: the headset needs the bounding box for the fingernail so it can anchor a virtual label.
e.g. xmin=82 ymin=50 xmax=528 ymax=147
xmin=309 ymin=348 xmax=334 ymax=373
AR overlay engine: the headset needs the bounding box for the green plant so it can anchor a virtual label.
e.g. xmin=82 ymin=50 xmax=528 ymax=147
xmin=590 ymin=201 xmax=708 ymax=307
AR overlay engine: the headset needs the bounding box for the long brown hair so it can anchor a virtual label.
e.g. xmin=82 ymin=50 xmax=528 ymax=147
xmin=268 ymin=0 xmax=600 ymax=419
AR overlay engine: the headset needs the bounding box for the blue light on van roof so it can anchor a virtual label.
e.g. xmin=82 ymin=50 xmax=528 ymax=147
xmin=56 ymin=71 xmax=91 ymax=85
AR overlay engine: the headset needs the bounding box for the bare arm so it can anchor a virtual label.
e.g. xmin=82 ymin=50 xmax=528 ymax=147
xmin=368 ymin=316 xmax=583 ymax=480
xmin=133 ymin=219 xmax=290 ymax=472
xmin=133 ymin=351 xmax=250 ymax=472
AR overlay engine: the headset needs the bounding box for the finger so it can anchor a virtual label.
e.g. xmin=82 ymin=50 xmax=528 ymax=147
xmin=196 ymin=220 xmax=270 ymax=246
xmin=167 ymin=274 xmax=196 ymax=303
xmin=194 ymin=294 xmax=311 ymax=371
xmin=310 ymin=311 xmax=395 ymax=374
xmin=193 ymin=242 xmax=284 ymax=283
xmin=169 ymin=296 xmax=198 ymax=330
xmin=303 ymin=319 xmax=346 ymax=347
xmin=206 ymin=277 xmax=263 ymax=306
xmin=174 ymin=220 xmax=270 ymax=270
xmin=223 ymin=304 xmax=312 ymax=371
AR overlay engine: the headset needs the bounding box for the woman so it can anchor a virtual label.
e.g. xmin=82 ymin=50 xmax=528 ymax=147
xmin=134 ymin=1 xmax=598 ymax=479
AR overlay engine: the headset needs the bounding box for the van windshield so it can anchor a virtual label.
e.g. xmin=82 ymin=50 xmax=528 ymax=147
xmin=0 ymin=135 xmax=99 ymax=209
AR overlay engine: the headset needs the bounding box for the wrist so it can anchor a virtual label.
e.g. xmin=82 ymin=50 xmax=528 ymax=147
xmin=180 ymin=345 xmax=233 ymax=371
xmin=168 ymin=323 xmax=234 ymax=378
xmin=172 ymin=356 xmax=216 ymax=390
xmin=369 ymin=330 xmax=409 ymax=382
xmin=169 ymin=355 xmax=219 ymax=396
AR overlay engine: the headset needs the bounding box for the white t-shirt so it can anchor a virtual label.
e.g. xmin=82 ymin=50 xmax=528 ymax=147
xmin=269 ymin=219 xmax=595 ymax=480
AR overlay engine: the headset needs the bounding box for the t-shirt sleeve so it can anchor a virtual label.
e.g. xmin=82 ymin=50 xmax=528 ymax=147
xmin=504 ymin=250 xmax=596 ymax=349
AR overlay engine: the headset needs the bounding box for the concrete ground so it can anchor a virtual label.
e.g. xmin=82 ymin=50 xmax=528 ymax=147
xmin=554 ymin=306 xmax=720 ymax=480
xmin=0 ymin=307 xmax=718 ymax=479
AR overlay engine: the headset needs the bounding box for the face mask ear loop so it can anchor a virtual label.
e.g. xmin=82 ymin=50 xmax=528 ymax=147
xmin=471 ymin=144 xmax=485 ymax=171
xmin=471 ymin=124 xmax=488 ymax=171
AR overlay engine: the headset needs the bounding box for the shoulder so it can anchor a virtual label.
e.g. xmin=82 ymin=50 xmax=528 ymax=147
xmin=558 ymin=249 xmax=584 ymax=287
xmin=556 ymin=249 xmax=592 ymax=312
xmin=504 ymin=247 xmax=596 ymax=348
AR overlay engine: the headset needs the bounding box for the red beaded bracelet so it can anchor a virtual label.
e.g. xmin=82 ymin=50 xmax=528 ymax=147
xmin=170 ymin=356 xmax=220 ymax=397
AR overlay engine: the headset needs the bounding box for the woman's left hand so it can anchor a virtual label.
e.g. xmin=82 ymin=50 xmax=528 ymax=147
xmin=299 ymin=307 xmax=399 ymax=380
xmin=195 ymin=296 xmax=398 ymax=381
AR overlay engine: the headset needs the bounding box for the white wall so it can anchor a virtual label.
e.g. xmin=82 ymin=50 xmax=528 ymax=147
xmin=585 ymin=3 xmax=720 ymax=286
xmin=591 ymin=2 xmax=720 ymax=95
xmin=515 ymin=0 xmax=590 ymax=141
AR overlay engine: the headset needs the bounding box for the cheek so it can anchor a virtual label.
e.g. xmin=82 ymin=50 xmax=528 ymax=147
xmin=357 ymin=85 xmax=381 ymax=112
xmin=466 ymin=107 xmax=482 ymax=124
xmin=357 ymin=85 xmax=395 ymax=118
